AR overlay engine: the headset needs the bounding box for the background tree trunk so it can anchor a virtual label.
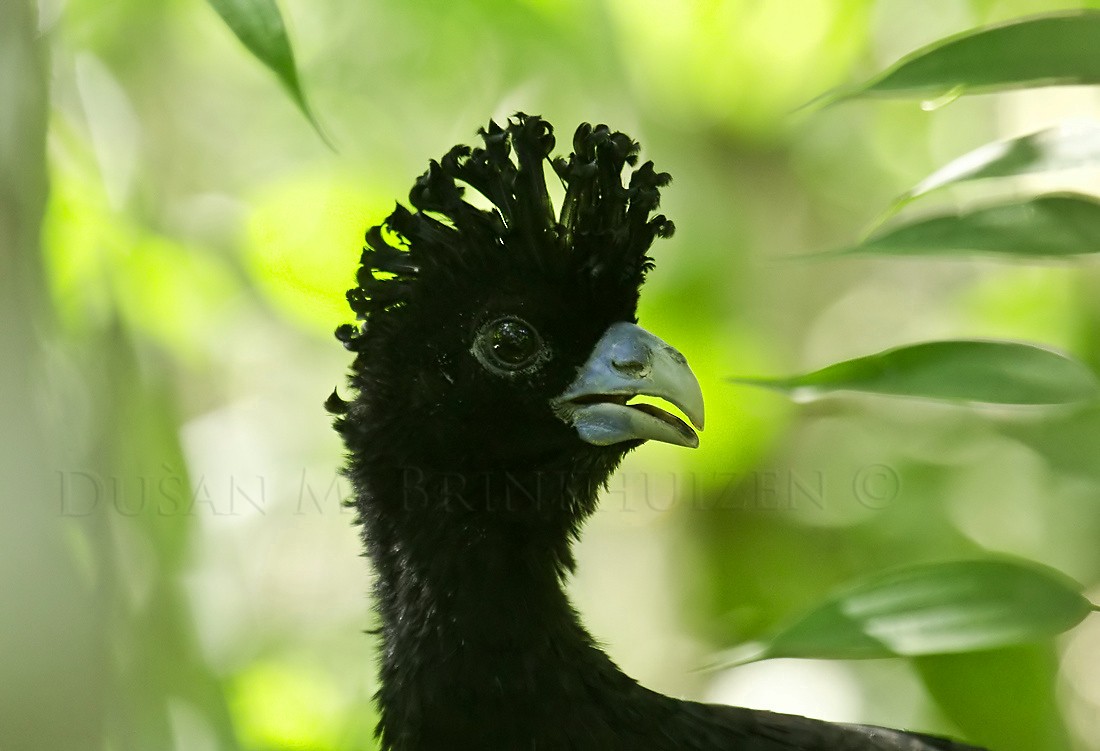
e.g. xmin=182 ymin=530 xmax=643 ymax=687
xmin=0 ymin=2 xmax=108 ymax=748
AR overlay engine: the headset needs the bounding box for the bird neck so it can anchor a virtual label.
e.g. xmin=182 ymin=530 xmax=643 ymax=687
xmin=362 ymin=461 xmax=601 ymax=650
xmin=354 ymin=460 xmax=652 ymax=748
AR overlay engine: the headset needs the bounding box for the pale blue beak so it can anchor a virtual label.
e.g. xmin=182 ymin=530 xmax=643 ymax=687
xmin=552 ymin=322 xmax=704 ymax=448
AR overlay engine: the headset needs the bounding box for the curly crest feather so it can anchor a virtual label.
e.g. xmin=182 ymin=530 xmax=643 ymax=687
xmin=335 ymin=114 xmax=674 ymax=354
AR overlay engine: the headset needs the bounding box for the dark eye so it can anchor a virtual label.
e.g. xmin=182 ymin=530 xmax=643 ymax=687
xmin=474 ymin=317 xmax=545 ymax=372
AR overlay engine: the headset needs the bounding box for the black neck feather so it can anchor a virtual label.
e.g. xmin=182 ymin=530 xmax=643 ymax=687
xmin=351 ymin=461 xmax=673 ymax=751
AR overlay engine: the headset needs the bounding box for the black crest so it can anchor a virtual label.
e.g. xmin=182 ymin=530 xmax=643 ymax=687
xmin=335 ymin=113 xmax=675 ymax=353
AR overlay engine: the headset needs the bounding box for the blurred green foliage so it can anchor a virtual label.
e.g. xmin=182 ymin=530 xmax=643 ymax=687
xmin=6 ymin=1 xmax=1100 ymax=750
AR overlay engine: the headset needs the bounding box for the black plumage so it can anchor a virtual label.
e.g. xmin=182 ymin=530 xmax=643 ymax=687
xmin=331 ymin=114 xmax=989 ymax=751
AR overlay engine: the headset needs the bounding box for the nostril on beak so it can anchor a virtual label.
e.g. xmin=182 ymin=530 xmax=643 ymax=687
xmin=612 ymin=355 xmax=651 ymax=379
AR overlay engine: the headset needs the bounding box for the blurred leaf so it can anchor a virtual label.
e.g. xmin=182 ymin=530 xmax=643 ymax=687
xmin=78 ymin=328 xmax=241 ymax=750
xmin=815 ymin=11 xmax=1100 ymax=106
xmin=959 ymin=267 xmax=1081 ymax=355
xmin=917 ymin=645 xmax=1072 ymax=751
xmin=231 ymin=661 xmax=344 ymax=751
xmin=113 ymin=236 xmax=241 ymax=362
xmin=244 ymin=172 xmax=390 ymax=335
xmin=999 ymin=403 xmax=1100 ymax=484
xmin=607 ymin=0 xmax=870 ymax=137
xmin=42 ymin=144 xmax=122 ymax=330
xmin=730 ymin=340 xmax=1099 ymax=405
xmin=709 ymin=559 xmax=1094 ymax=668
xmin=827 ymin=194 xmax=1100 ymax=258
xmin=206 ymin=0 xmax=329 ymax=145
xmin=901 ymin=122 xmax=1100 ymax=203
xmin=42 ymin=149 xmax=243 ymax=359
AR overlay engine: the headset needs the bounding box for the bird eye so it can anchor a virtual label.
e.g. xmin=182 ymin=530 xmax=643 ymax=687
xmin=474 ymin=317 xmax=544 ymax=372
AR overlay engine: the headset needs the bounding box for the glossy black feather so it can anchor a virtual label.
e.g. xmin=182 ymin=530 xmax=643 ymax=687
xmin=333 ymin=115 xmax=990 ymax=751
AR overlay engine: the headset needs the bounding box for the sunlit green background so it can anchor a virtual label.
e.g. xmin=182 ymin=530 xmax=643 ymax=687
xmin=5 ymin=0 xmax=1100 ymax=749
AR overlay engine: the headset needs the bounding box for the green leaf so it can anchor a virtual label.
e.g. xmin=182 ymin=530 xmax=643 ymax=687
xmin=206 ymin=0 xmax=329 ymax=146
xmin=834 ymin=194 xmax=1100 ymax=259
xmin=903 ymin=122 xmax=1100 ymax=202
xmin=814 ymin=11 xmax=1100 ymax=106
xmin=917 ymin=646 xmax=1072 ymax=751
xmin=709 ymin=559 xmax=1094 ymax=668
xmin=730 ymin=340 xmax=1099 ymax=405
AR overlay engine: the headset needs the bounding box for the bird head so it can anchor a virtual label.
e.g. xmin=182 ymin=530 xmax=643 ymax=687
xmin=332 ymin=114 xmax=703 ymax=499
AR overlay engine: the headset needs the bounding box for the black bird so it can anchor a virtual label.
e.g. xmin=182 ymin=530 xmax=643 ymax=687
xmin=330 ymin=114 xmax=988 ymax=751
